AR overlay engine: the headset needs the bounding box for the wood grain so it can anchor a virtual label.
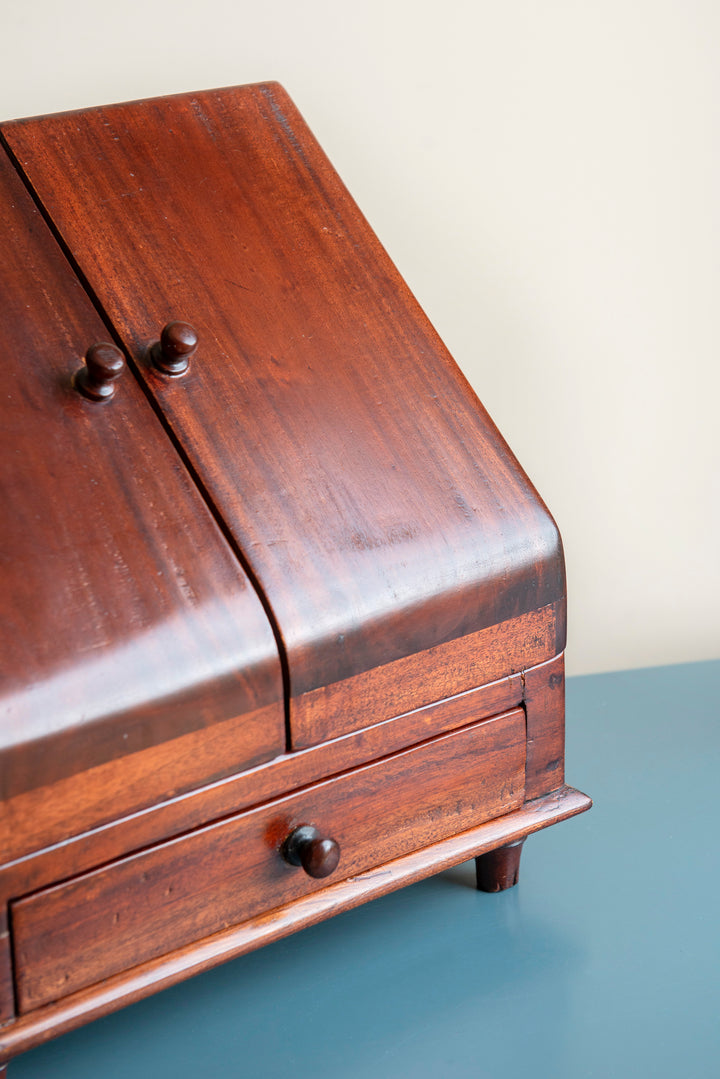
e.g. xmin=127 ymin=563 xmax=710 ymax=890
xmin=0 ymin=674 xmax=523 ymax=898
xmin=0 ymin=785 xmax=591 ymax=1062
xmin=0 ymin=703 xmax=281 ymax=866
xmin=0 ymin=153 xmax=284 ymax=806
xmin=524 ymin=653 xmax=565 ymax=799
xmin=0 ymin=910 xmax=12 ymax=1025
xmin=0 ymin=613 xmax=553 ymax=869
xmin=12 ymin=711 xmax=526 ymax=1011
xmin=0 ymin=85 xmax=579 ymax=1062
xmin=2 ymin=82 xmax=566 ymax=739
xmin=294 ymin=603 xmax=559 ymax=746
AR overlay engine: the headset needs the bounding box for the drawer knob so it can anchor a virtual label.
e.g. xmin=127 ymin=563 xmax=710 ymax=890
xmin=75 ymin=342 xmax=125 ymax=400
xmin=150 ymin=320 xmax=198 ymax=375
xmin=281 ymin=825 xmax=340 ymax=879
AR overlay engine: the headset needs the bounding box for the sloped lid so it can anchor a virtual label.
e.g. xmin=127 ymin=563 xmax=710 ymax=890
xmin=3 ymin=84 xmax=565 ymax=749
xmin=0 ymin=153 xmax=284 ymax=804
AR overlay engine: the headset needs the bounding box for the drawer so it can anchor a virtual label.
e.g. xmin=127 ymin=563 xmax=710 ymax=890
xmin=12 ymin=709 xmax=526 ymax=1012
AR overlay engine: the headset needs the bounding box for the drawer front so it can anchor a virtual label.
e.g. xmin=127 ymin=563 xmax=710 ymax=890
xmin=12 ymin=710 xmax=525 ymax=1012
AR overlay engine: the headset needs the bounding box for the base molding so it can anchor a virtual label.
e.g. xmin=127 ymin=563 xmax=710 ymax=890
xmin=0 ymin=784 xmax=591 ymax=1063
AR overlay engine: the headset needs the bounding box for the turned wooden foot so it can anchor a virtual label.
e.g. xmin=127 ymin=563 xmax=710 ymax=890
xmin=475 ymin=839 xmax=525 ymax=892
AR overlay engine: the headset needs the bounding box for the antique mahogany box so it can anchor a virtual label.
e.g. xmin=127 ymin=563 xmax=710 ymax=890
xmin=0 ymin=83 xmax=590 ymax=1071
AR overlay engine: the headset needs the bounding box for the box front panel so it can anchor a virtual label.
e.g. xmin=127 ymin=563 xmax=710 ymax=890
xmin=12 ymin=709 xmax=526 ymax=1012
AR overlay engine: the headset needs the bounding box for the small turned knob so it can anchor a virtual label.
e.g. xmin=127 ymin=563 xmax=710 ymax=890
xmin=149 ymin=320 xmax=198 ymax=375
xmin=75 ymin=342 xmax=125 ymax=401
xmin=281 ymin=825 xmax=340 ymax=879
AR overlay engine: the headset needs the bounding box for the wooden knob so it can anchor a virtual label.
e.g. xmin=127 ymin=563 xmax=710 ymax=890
xmin=149 ymin=320 xmax=198 ymax=375
xmin=281 ymin=825 xmax=340 ymax=879
xmin=75 ymin=342 xmax=125 ymax=401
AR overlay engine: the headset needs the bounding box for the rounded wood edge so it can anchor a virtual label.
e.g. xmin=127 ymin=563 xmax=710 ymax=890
xmin=0 ymin=684 xmax=525 ymax=898
xmin=0 ymin=785 xmax=591 ymax=1063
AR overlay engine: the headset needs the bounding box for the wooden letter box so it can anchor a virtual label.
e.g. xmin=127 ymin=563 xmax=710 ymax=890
xmin=0 ymin=84 xmax=590 ymax=1070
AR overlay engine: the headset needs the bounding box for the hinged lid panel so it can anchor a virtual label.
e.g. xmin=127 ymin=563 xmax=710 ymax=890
xmin=0 ymin=153 xmax=284 ymax=833
xmin=2 ymin=85 xmax=565 ymax=746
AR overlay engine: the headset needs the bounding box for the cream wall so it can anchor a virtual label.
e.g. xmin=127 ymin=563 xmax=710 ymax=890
xmin=3 ymin=1 xmax=718 ymax=675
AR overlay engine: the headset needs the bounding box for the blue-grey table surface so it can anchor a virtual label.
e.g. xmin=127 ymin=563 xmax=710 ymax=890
xmin=13 ymin=659 xmax=720 ymax=1078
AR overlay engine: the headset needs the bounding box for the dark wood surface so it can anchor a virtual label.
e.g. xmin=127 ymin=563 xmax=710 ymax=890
xmin=293 ymin=603 xmax=562 ymax=747
xmin=0 ymin=153 xmax=284 ymax=812
xmin=0 ymin=610 xmax=560 ymax=870
xmin=281 ymin=826 xmax=341 ymax=879
xmin=0 ymin=670 xmax=524 ymax=896
xmin=0 ymin=785 xmax=591 ymax=1062
xmin=475 ymin=839 xmax=525 ymax=891
xmin=0 ymin=84 xmax=581 ymax=1072
xmin=74 ymin=342 xmax=125 ymax=401
xmin=12 ymin=710 xmax=526 ymax=1011
xmin=2 ymin=82 xmax=566 ymax=745
xmin=0 ymin=911 xmax=12 ymax=1025
xmin=524 ymin=652 xmax=566 ymax=799
xmin=0 ymin=703 xmax=282 ymax=866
